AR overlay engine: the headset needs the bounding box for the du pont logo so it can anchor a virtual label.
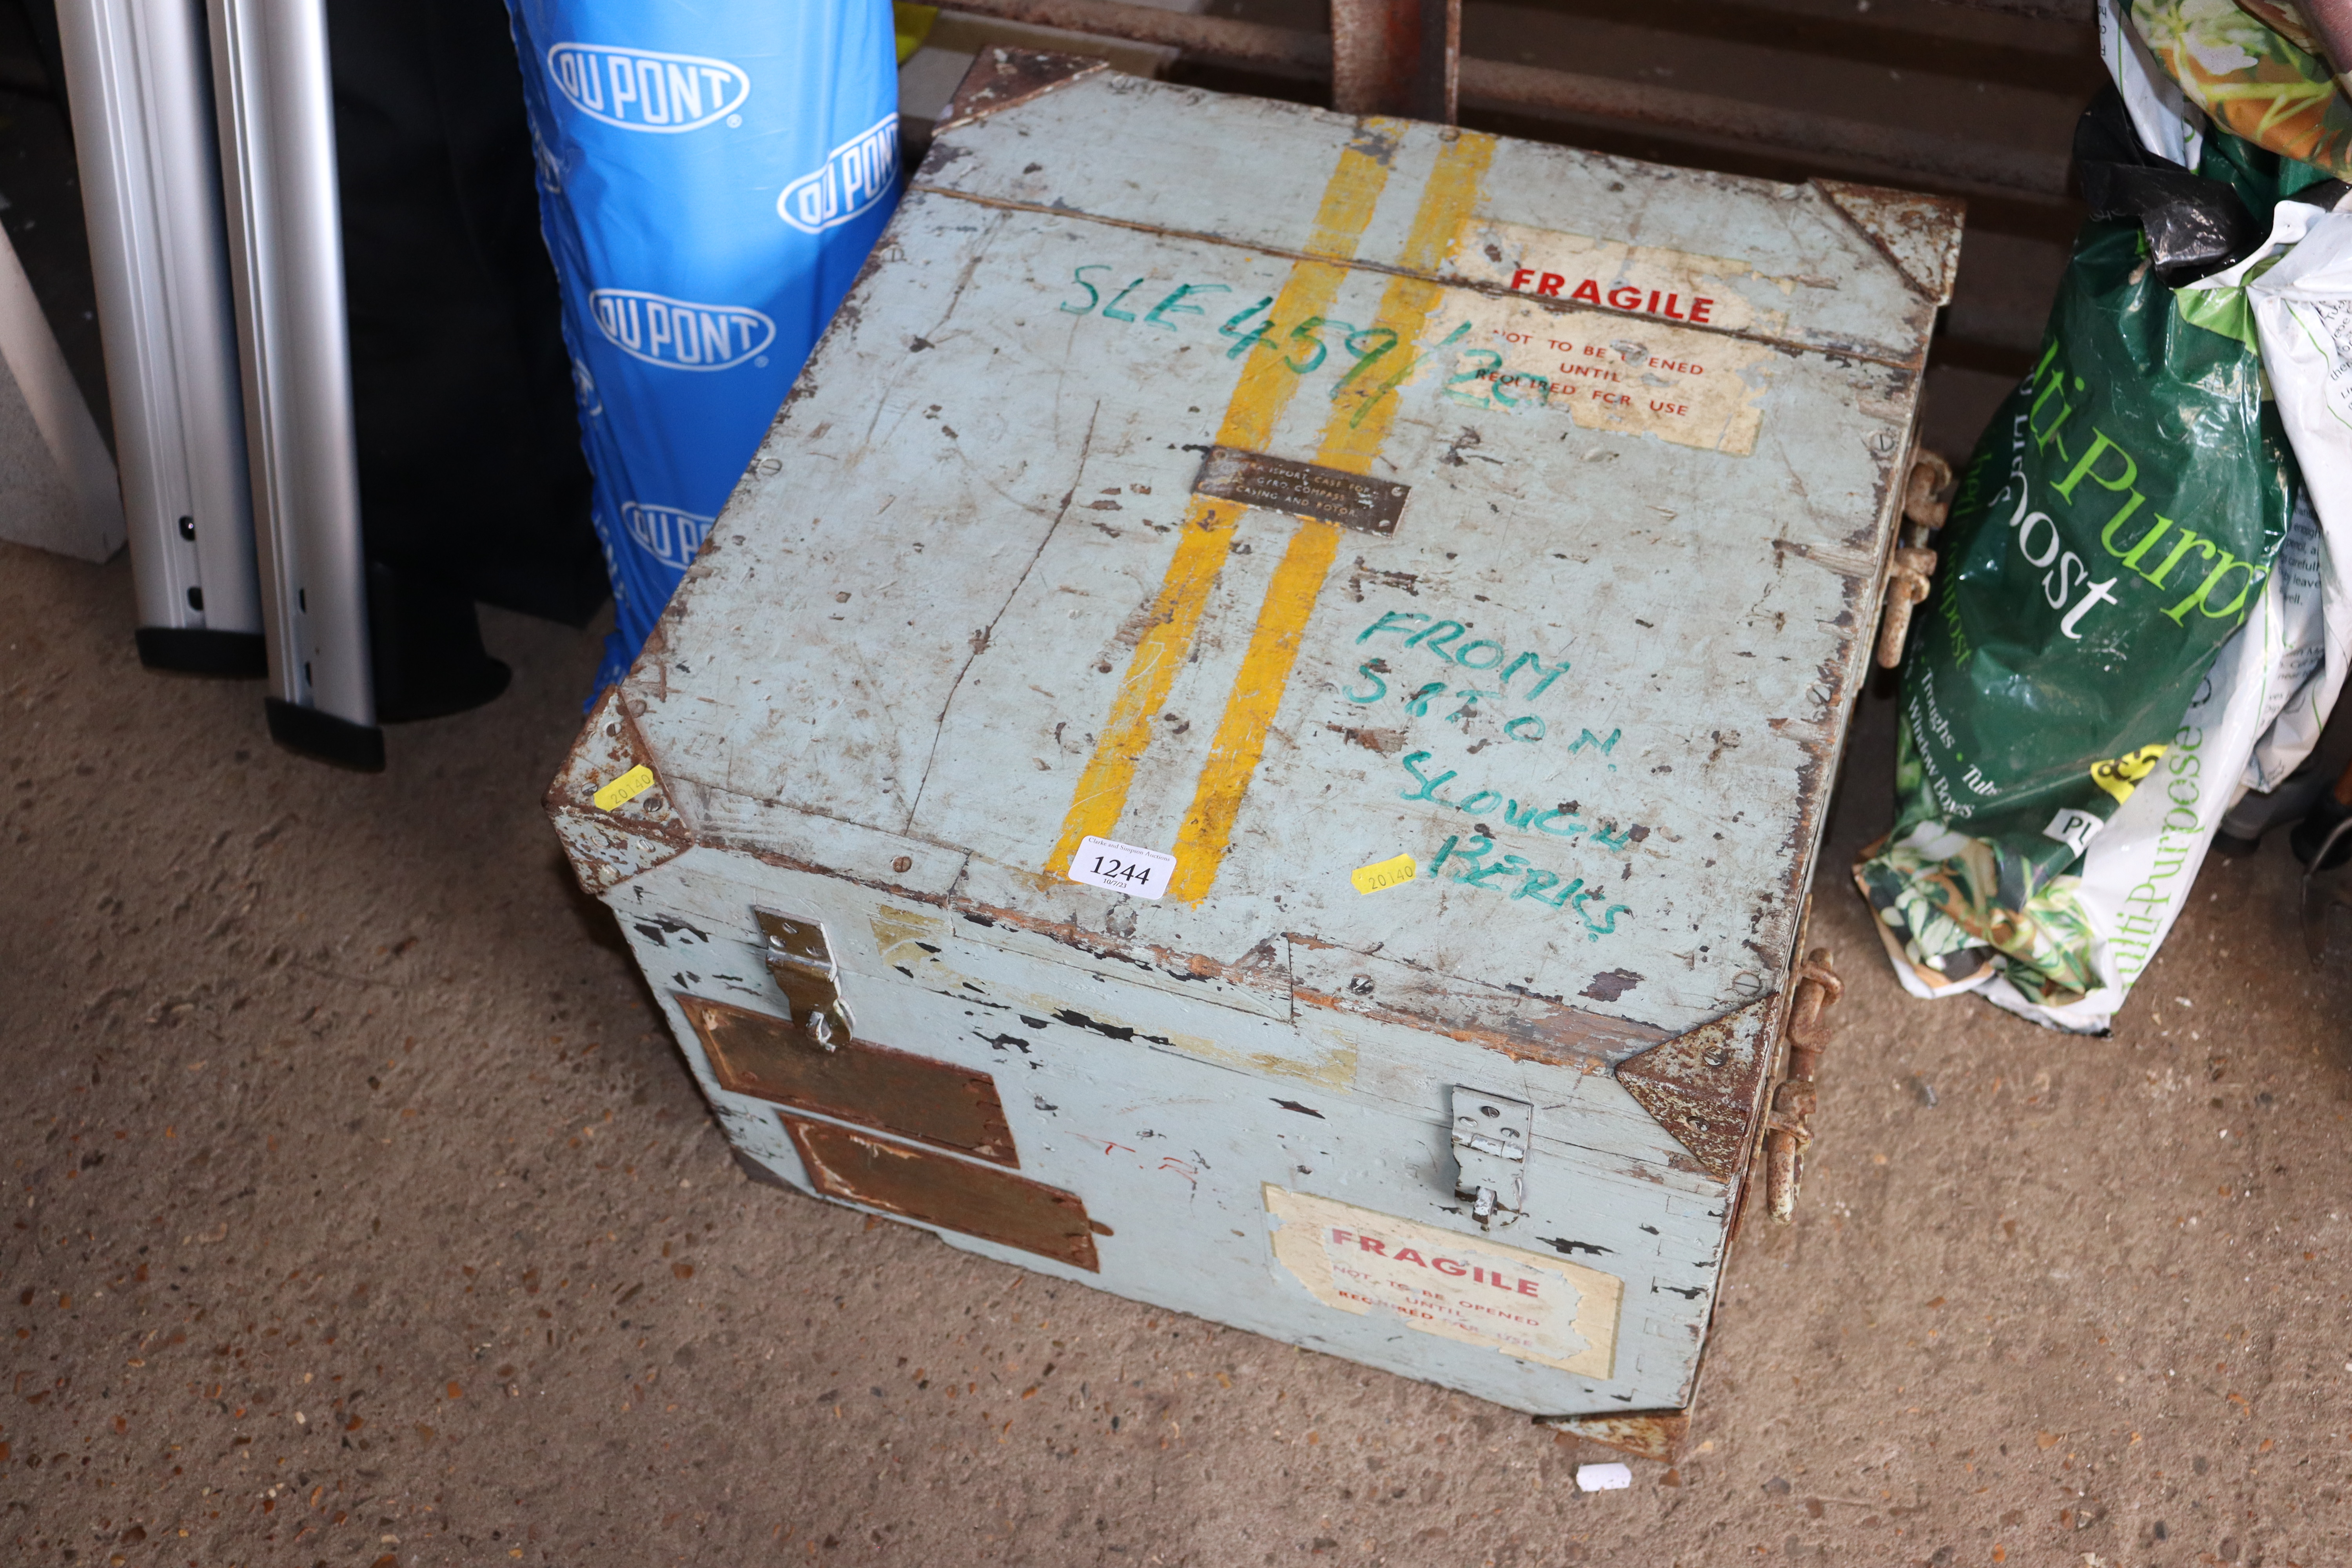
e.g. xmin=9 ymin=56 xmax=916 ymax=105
xmin=777 ymin=114 xmax=898 ymax=234
xmin=622 ymin=503 xmax=713 ymax=571
xmin=548 ymin=44 xmax=749 ymax=132
xmin=590 ymin=289 xmax=773 ymax=371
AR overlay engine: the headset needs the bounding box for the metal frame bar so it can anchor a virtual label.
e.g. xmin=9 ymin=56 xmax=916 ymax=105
xmin=57 ymin=0 xmax=264 ymax=674
xmin=933 ymin=0 xmax=2073 ymax=197
xmin=207 ymin=0 xmax=381 ymax=767
xmin=1331 ymin=0 xmax=1457 ymax=123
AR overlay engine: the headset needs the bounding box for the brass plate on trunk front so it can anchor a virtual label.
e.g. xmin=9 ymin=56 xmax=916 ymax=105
xmin=1191 ymin=445 xmax=1410 ymax=535
xmin=678 ymin=993 xmax=1016 ymax=1166
xmin=782 ymin=1117 xmax=1102 ymax=1271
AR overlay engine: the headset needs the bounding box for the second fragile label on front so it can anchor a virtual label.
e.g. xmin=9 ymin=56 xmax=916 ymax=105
xmin=1263 ymin=1186 xmax=1621 ymax=1378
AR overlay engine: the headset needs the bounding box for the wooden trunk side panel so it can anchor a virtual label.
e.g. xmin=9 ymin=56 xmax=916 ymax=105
xmin=612 ymin=849 xmax=1727 ymax=1412
xmin=624 ymin=846 xmax=1731 ymax=1193
xmin=784 ymin=1116 xmax=1102 ymax=1271
xmin=679 ymin=993 xmax=1018 ymax=1167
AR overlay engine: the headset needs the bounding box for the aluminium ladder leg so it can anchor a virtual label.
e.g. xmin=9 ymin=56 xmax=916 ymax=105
xmin=55 ymin=0 xmax=262 ymax=673
xmin=206 ymin=0 xmax=381 ymax=768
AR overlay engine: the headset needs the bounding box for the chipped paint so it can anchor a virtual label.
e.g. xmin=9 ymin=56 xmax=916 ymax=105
xmin=937 ymin=47 xmax=1108 ymax=133
xmin=871 ymin=905 xmax=1354 ymax=1089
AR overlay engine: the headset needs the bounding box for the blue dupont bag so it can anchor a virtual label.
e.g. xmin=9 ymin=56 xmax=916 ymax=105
xmin=503 ymin=0 xmax=900 ymax=692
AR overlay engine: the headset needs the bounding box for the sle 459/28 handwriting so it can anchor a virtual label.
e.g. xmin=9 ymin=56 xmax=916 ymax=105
xmin=1058 ymin=266 xmax=1470 ymax=430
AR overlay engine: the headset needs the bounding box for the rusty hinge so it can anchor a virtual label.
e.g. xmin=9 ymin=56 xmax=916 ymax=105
xmin=753 ymin=909 xmax=855 ymax=1052
xmin=1876 ymin=448 xmax=1951 ymax=670
xmin=1763 ymin=948 xmax=1841 ymax=1225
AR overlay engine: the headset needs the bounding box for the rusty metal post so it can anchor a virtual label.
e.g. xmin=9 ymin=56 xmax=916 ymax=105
xmin=1764 ymin=949 xmax=1840 ymax=1224
xmin=929 ymin=0 xmax=2066 ymax=193
xmin=1330 ymin=0 xmax=1458 ymax=123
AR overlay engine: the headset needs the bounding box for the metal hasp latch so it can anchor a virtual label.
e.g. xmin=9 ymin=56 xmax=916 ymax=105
xmin=1450 ymin=1086 xmax=1533 ymax=1227
xmin=753 ymin=908 xmax=854 ymax=1053
xmin=1764 ymin=949 xmax=1843 ymax=1223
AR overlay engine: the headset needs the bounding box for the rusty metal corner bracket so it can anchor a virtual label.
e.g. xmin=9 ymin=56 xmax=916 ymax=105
xmin=940 ymin=47 xmax=1111 ymax=133
xmin=1537 ymin=1409 xmax=1689 ymax=1462
xmin=1812 ymin=180 xmax=1965 ymax=308
xmin=1611 ymin=994 xmax=1777 ymax=1183
xmin=544 ymin=685 xmax=694 ymax=896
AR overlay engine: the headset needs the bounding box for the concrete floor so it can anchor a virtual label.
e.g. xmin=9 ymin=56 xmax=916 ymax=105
xmin=7 ymin=517 xmax=2352 ymax=1568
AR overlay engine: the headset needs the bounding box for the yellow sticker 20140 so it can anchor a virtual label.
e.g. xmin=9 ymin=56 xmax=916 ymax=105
xmin=1351 ymin=853 xmax=1416 ymax=895
xmin=592 ymin=764 xmax=657 ymax=811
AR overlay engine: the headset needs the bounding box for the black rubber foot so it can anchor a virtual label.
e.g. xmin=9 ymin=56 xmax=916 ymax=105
xmin=265 ymin=698 xmax=386 ymax=772
xmin=135 ymin=627 xmax=268 ymax=678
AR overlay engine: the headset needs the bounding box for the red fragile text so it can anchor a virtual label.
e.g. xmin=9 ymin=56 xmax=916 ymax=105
xmin=1508 ymin=269 xmax=1713 ymax=325
xmin=1328 ymin=1228 xmax=1542 ymax=1297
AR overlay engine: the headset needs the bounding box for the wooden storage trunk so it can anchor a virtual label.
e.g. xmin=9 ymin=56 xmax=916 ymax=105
xmin=548 ymin=51 xmax=1958 ymax=1440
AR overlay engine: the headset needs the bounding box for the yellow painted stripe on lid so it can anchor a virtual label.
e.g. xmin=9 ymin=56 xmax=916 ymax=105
xmin=1167 ymin=132 xmax=1495 ymax=904
xmin=1046 ymin=123 xmax=1405 ymax=878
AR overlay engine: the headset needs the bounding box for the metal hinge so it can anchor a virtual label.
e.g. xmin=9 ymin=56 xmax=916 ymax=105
xmin=1450 ymin=1086 xmax=1532 ymax=1227
xmin=1876 ymin=448 xmax=1952 ymax=669
xmin=1764 ymin=948 xmax=1842 ymax=1224
xmin=753 ymin=908 xmax=855 ymax=1053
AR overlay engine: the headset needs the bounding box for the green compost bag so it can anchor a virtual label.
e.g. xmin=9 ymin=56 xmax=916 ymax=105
xmin=1857 ymin=216 xmax=2303 ymax=1008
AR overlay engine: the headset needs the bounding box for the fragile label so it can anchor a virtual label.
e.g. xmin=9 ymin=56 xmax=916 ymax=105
xmin=1350 ymin=853 xmax=1417 ymax=895
xmin=592 ymin=764 xmax=657 ymax=811
xmin=1067 ymin=835 xmax=1175 ymax=900
xmin=1429 ymin=293 xmax=1773 ymax=456
xmin=1444 ymin=218 xmax=1774 ymax=337
xmin=1264 ymin=1187 xmax=1621 ymax=1377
